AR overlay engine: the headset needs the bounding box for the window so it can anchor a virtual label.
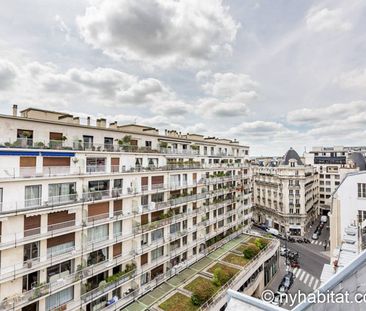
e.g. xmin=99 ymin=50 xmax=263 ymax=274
xmin=151 ymin=193 xmax=164 ymax=203
xmin=88 ymin=224 xmax=109 ymax=242
xmin=358 ymin=183 xmax=366 ymax=198
xmin=141 ymin=233 xmax=148 ymax=246
xmin=48 ymin=182 xmax=76 ymax=204
xmin=49 ymin=132 xmax=63 ymax=148
xmin=113 ymin=221 xmax=122 ymax=237
xmin=17 ymin=129 xmax=33 ymax=147
xmin=151 ymin=246 xmax=164 ymax=260
xmin=47 ymin=260 xmax=72 ymax=282
xmin=141 ymin=195 xmax=149 ymax=206
xmin=87 ymin=248 xmax=108 ymax=266
xmin=46 ymin=286 xmax=73 ymax=311
xmin=104 ymin=137 xmax=113 ymax=150
xmin=170 ymin=174 xmax=181 ymax=187
xmin=170 ymin=222 xmax=181 ymax=234
xmin=148 ymin=158 xmax=158 ymax=168
xmin=113 ymin=179 xmax=123 ymax=189
xmin=25 ymin=185 xmax=42 ymax=207
xmin=145 ymin=141 xmax=152 ymax=148
xmin=135 ymin=157 xmax=143 ymax=168
xmin=24 ymin=242 xmax=39 ymax=262
xmin=141 ymin=272 xmax=149 ymax=285
xmin=151 ymin=228 xmax=164 ymax=241
xmin=86 ymin=158 xmax=106 ymax=173
xmin=83 ymin=135 xmax=93 ymax=149
xmin=88 ymin=180 xmax=109 ymax=192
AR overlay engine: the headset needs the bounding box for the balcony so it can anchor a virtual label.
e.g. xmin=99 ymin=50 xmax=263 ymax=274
xmin=86 ymin=165 xmax=106 ymax=174
xmin=81 ymin=264 xmax=137 ymax=305
xmin=0 ymin=162 xmax=247 ymax=181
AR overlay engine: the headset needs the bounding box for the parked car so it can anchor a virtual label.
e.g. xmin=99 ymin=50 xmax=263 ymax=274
xmin=278 ymin=284 xmax=287 ymax=293
xmin=321 ymin=215 xmax=328 ymax=223
xmin=266 ymin=227 xmax=279 ymax=236
xmin=312 ymin=233 xmax=319 ymax=240
xmin=280 ymin=247 xmax=288 ymax=256
xmin=253 ymin=223 xmax=268 ymax=231
xmin=282 ymin=272 xmax=294 ymax=290
xmin=288 ymin=251 xmax=299 ymax=260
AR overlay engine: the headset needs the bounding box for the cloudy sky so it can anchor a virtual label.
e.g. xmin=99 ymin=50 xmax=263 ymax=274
xmin=0 ymin=0 xmax=366 ymax=156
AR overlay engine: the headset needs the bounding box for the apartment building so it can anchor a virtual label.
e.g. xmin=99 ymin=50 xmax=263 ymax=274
xmin=304 ymin=146 xmax=366 ymax=216
xmin=328 ymin=171 xmax=366 ymax=255
xmin=0 ymin=106 xmax=253 ymax=311
xmin=321 ymin=171 xmax=366 ymax=288
xmin=253 ymin=148 xmax=318 ymax=236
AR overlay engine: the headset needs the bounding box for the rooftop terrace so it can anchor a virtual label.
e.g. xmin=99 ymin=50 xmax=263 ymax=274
xmin=122 ymin=234 xmax=278 ymax=311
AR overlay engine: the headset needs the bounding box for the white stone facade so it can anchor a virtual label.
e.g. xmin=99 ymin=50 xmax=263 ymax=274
xmin=0 ymin=108 xmax=253 ymax=311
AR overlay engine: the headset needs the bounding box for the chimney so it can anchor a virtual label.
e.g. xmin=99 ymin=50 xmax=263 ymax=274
xmin=99 ymin=118 xmax=106 ymax=128
xmin=87 ymin=117 xmax=91 ymax=126
xmin=109 ymin=121 xmax=118 ymax=129
xmin=12 ymin=105 xmax=17 ymax=117
xmin=96 ymin=119 xmax=101 ymax=127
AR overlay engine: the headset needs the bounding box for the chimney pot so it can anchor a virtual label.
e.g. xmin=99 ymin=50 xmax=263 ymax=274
xmin=12 ymin=105 xmax=17 ymax=117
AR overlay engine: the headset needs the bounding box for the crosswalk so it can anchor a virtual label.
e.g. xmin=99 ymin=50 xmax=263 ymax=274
xmin=293 ymin=268 xmax=320 ymax=290
xmin=310 ymin=240 xmax=325 ymax=246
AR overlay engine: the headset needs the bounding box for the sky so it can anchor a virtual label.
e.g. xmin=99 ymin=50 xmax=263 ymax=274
xmin=0 ymin=0 xmax=366 ymax=156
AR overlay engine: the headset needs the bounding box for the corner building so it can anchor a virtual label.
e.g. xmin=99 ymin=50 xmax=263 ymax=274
xmin=0 ymin=106 xmax=252 ymax=311
xmin=253 ymin=148 xmax=318 ymax=236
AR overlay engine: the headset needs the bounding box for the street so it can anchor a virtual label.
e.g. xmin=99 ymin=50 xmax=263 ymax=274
xmin=252 ymin=215 xmax=331 ymax=309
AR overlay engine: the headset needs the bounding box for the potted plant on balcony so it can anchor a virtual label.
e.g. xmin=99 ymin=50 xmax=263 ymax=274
xmin=118 ymin=135 xmax=132 ymax=151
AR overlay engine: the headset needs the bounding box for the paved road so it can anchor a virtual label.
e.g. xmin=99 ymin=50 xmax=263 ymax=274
xmin=251 ymin=215 xmax=331 ymax=309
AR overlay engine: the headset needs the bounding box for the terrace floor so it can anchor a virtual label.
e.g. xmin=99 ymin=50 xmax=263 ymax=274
xmin=123 ymin=234 xmax=252 ymax=311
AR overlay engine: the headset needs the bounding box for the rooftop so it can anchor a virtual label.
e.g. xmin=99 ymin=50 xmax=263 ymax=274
xmin=3 ymin=106 xmax=248 ymax=148
xmin=123 ymin=233 xmax=277 ymax=311
xmin=281 ymin=147 xmax=303 ymax=166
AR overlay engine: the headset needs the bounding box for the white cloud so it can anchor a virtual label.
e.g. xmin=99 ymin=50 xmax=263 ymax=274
xmin=287 ymin=101 xmax=366 ymax=125
xmin=196 ymin=71 xmax=258 ymax=118
xmin=0 ymin=58 xmax=192 ymax=119
xmin=77 ymin=0 xmax=239 ymax=68
xmin=197 ymin=98 xmax=250 ymax=118
xmin=229 ymin=121 xmax=288 ymax=137
xmin=54 ymin=15 xmax=71 ymax=41
xmin=0 ymin=59 xmax=17 ymax=90
xmin=306 ymin=7 xmax=352 ymax=32
xmin=199 ymin=72 xmax=258 ymax=98
xmin=335 ymin=68 xmax=366 ymax=89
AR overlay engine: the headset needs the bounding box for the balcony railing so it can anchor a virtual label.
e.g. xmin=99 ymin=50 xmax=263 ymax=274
xmin=0 ymin=162 xmax=248 ymax=181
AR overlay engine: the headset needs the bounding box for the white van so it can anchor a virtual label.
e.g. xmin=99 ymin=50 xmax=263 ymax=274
xmin=266 ymin=228 xmax=279 ymax=236
xmin=321 ymin=216 xmax=328 ymax=223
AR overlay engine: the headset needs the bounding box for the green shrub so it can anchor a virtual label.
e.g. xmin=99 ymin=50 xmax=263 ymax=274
xmin=243 ymin=243 xmax=260 ymax=259
xmin=254 ymin=238 xmax=268 ymax=250
xmin=212 ymin=267 xmax=234 ymax=287
xmin=191 ymin=283 xmax=216 ymax=306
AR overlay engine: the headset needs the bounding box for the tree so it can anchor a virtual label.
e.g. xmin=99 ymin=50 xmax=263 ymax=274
xmin=212 ymin=267 xmax=233 ymax=287
xmin=243 ymin=243 xmax=260 ymax=259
